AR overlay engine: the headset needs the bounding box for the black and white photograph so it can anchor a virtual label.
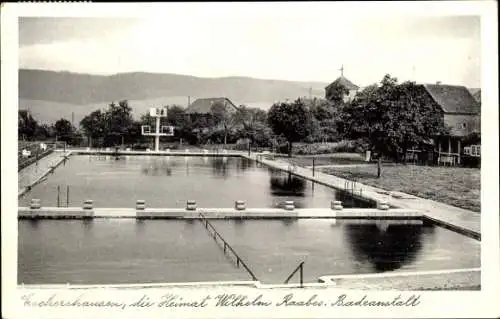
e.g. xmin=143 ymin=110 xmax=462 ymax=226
xmin=2 ymin=2 xmax=499 ymax=318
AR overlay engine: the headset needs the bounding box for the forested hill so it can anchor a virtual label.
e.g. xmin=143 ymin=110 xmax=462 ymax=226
xmin=19 ymin=69 xmax=328 ymax=105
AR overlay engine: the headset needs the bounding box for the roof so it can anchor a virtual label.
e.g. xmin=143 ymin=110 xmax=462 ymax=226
xmin=185 ymin=97 xmax=239 ymax=114
xmin=473 ymin=90 xmax=481 ymax=103
xmin=423 ymin=84 xmax=480 ymax=114
xmin=325 ymin=76 xmax=359 ymax=91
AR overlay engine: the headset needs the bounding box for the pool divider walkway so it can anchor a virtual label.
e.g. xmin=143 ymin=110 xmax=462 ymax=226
xmin=72 ymin=148 xmax=244 ymax=157
xmin=18 ymin=207 xmax=423 ymax=219
xmin=242 ymin=153 xmax=481 ymax=240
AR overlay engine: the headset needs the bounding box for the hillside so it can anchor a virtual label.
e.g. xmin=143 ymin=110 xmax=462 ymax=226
xmin=19 ymin=69 xmax=327 ymax=106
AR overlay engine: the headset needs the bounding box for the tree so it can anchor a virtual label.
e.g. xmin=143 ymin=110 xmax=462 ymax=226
xmin=79 ymin=100 xmax=134 ymax=147
xmin=18 ymin=110 xmax=39 ymax=141
xmin=80 ymin=109 xmax=108 ymax=147
xmin=341 ymin=74 xmax=448 ymax=177
xmin=210 ymin=101 xmax=236 ymax=145
xmin=234 ymin=105 xmax=269 ymax=146
xmin=54 ymin=118 xmax=75 ymax=144
xmin=267 ymin=99 xmax=313 ymax=157
xmin=34 ymin=124 xmax=53 ymax=140
xmin=304 ymin=98 xmax=340 ymax=142
xmin=166 ymin=105 xmax=190 ymax=142
xmin=166 ymin=105 xmax=187 ymax=127
xmin=325 ymin=81 xmax=349 ymax=105
xmin=106 ymin=100 xmax=133 ymax=146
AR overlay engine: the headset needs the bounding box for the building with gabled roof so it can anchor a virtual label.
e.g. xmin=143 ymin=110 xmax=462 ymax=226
xmin=324 ymin=66 xmax=360 ymax=102
xmin=473 ymin=90 xmax=481 ymax=104
xmin=185 ymin=97 xmax=239 ymax=115
xmin=407 ymin=83 xmax=481 ymax=166
xmin=422 ymin=83 xmax=480 ymax=137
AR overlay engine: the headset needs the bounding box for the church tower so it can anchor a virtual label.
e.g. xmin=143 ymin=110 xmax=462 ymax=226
xmin=325 ymin=65 xmax=359 ymax=102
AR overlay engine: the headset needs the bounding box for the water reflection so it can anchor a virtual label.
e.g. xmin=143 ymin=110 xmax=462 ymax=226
xmin=282 ymin=218 xmax=296 ymax=226
xmin=141 ymin=161 xmax=173 ymax=176
xmin=83 ymin=219 xmax=94 ymax=237
xmin=344 ymin=222 xmax=424 ymax=272
xmin=269 ymin=173 xmax=306 ymax=197
xmin=136 ymin=219 xmax=146 ymax=235
xmin=27 ymin=219 xmax=39 ymax=229
xmin=336 ymin=191 xmax=374 ymax=208
xmin=235 ymin=158 xmax=252 ymax=172
xmin=211 ymin=158 xmax=229 ymax=178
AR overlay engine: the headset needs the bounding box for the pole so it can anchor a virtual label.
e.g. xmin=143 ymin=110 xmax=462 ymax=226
xmin=57 ymin=185 xmax=60 ymax=207
xmin=299 ymin=262 xmax=303 ymax=288
xmin=155 ymin=116 xmax=160 ymax=152
xmin=66 ymin=186 xmax=69 ymax=207
xmin=312 ymin=157 xmax=315 ymax=176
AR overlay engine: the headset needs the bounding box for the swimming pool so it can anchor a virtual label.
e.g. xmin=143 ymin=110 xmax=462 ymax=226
xmin=19 ymin=155 xmax=373 ymax=209
xmin=18 ymin=218 xmax=480 ymax=285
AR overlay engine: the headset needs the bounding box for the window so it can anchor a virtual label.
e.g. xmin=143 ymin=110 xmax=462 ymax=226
xmin=161 ymin=126 xmax=174 ymax=136
xmin=471 ymin=145 xmax=480 ymax=156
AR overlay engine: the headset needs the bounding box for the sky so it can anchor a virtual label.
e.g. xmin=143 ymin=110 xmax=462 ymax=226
xmin=18 ymin=3 xmax=482 ymax=88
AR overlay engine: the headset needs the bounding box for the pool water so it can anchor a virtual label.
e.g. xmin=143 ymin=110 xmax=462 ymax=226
xmin=18 ymin=219 xmax=480 ymax=285
xmin=19 ymin=155 xmax=373 ymax=209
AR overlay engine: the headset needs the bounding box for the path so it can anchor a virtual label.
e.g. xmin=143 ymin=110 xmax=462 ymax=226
xmin=305 ymin=164 xmax=373 ymax=169
xmin=18 ymin=151 xmax=72 ymax=197
xmin=319 ymin=268 xmax=480 ymax=290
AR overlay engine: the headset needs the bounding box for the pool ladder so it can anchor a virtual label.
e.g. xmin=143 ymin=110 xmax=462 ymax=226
xmin=284 ymin=261 xmax=305 ymax=288
xmin=344 ymin=179 xmax=363 ymax=200
xmin=198 ymin=213 xmax=258 ymax=281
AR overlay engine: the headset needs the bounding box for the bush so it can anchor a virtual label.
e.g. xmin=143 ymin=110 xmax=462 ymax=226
xmin=273 ymin=139 xmax=370 ymax=155
xmin=330 ymin=139 xmax=370 ymax=153
xmin=130 ymin=143 xmax=150 ymax=150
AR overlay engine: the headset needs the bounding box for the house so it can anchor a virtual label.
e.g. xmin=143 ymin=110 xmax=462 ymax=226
xmin=185 ymin=97 xmax=239 ymax=115
xmin=184 ymin=97 xmax=242 ymax=142
xmin=325 ymin=67 xmax=359 ymax=102
xmin=408 ymin=83 xmax=481 ymax=166
xmin=473 ymin=90 xmax=481 ymax=104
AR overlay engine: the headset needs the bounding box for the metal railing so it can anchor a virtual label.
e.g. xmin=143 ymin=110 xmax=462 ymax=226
xmin=18 ymin=146 xmax=55 ymax=172
xmin=56 ymin=185 xmax=70 ymax=207
xmin=344 ymin=179 xmax=363 ymax=199
xmin=198 ymin=213 xmax=258 ymax=281
xmin=284 ymin=261 xmax=304 ymax=287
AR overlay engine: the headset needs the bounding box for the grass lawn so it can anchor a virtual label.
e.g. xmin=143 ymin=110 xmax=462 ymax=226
xmin=320 ymin=164 xmax=480 ymax=212
xmin=280 ymin=153 xmax=369 ymax=166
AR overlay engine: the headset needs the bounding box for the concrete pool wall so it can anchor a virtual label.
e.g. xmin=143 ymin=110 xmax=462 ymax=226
xmin=18 ymin=205 xmax=423 ymax=219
